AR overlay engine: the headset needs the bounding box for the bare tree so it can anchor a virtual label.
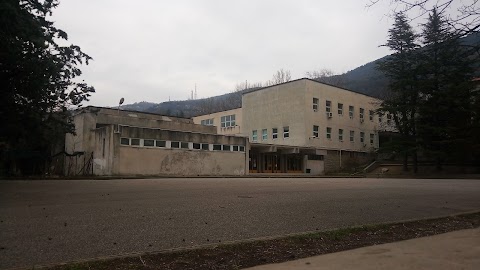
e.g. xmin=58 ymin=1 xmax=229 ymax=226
xmin=305 ymin=68 xmax=348 ymax=88
xmin=234 ymin=81 xmax=263 ymax=92
xmin=265 ymin=69 xmax=292 ymax=86
xmin=367 ymin=0 xmax=479 ymax=36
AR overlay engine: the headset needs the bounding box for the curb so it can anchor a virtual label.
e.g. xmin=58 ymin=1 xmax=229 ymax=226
xmin=15 ymin=209 xmax=480 ymax=270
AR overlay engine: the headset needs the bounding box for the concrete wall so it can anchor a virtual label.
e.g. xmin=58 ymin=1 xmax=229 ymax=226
xmin=242 ymin=80 xmax=308 ymax=147
xmin=324 ymin=150 xmax=374 ymax=173
xmin=116 ymin=147 xmax=246 ymax=176
xmin=303 ymin=79 xmax=382 ymax=152
xmin=305 ymin=159 xmax=324 ymax=175
xmin=92 ymin=126 xmax=114 ymax=175
xmin=192 ymin=108 xmax=244 ymax=136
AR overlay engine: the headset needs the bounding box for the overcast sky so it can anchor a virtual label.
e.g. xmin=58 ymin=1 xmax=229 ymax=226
xmin=53 ymin=0 xmax=399 ymax=107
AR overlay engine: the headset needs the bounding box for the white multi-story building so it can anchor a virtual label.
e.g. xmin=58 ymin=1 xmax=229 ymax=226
xmin=194 ymin=78 xmax=390 ymax=174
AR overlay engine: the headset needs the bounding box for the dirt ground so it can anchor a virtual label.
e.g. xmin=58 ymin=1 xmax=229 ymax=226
xmin=47 ymin=212 xmax=480 ymax=270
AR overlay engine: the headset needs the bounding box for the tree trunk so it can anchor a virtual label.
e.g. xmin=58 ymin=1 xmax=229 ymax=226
xmin=403 ymin=153 xmax=408 ymax=171
xmin=413 ymin=151 xmax=418 ymax=174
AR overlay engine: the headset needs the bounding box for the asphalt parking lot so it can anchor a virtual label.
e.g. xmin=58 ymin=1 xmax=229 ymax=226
xmin=0 ymin=177 xmax=479 ymax=268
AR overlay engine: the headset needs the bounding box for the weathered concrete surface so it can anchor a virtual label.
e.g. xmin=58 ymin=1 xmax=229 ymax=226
xmin=247 ymin=228 xmax=480 ymax=270
xmin=0 ymin=178 xmax=479 ymax=268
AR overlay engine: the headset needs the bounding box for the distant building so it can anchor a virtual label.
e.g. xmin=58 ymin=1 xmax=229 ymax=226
xmin=194 ymin=78 xmax=392 ymax=174
xmin=65 ymin=107 xmax=247 ymax=176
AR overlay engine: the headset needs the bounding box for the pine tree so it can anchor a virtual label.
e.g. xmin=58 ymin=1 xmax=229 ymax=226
xmin=377 ymin=12 xmax=421 ymax=172
xmin=417 ymin=8 xmax=477 ymax=169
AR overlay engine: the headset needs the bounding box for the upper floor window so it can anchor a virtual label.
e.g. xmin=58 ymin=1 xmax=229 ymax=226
xmin=325 ymin=100 xmax=331 ymax=113
xmin=201 ymin=118 xmax=214 ymax=126
xmin=283 ymin=126 xmax=290 ymax=138
xmin=313 ymin=98 xmax=319 ymax=111
xmin=338 ymin=103 xmax=343 ymax=115
xmin=262 ymin=129 xmax=267 ymax=140
xmin=221 ymin=114 xmax=235 ymax=127
xmin=360 ymin=132 xmax=365 ymax=143
xmin=272 ymin=128 xmax=278 ymax=139
xmin=349 ymin=106 xmax=354 ymax=118
xmin=359 ymin=108 xmax=365 ymax=119
xmin=313 ymin=125 xmax=319 ymax=138
xmin=326 ymin=127 xmax=332 ymax=139
xmin=387 ymin=113 xmax=393 ymax=124
xmin=370 ymin=133 xmax=375 ymax=144
xmin=252 ymin=130 xmax=258 ymax=142
xmin=350 ymin=130 xmax=355 ymax=142
xmin=339 ymin=129 xmax=343 ymax=141
xmin=369 ymin=110 xmax=374 ymax=121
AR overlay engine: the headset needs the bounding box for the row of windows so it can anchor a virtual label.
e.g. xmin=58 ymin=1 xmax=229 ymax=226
xmin=200 ymin=114 xmax=237 ymax=128
xmin=312 ymin=126 xmax=375 ymax=144
xmin=120 ymin=138 xmax=245 ymax=152
xmin=252 ymin=127 xmax=289 ymax=142
xmin=312 ymin=98 xmax=393 ymax=124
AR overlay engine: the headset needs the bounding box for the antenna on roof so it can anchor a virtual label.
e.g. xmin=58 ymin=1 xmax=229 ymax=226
xmin=195 ymin=84 xmax=197 ymax=99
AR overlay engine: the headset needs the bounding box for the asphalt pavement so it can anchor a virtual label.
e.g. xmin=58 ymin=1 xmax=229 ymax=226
xmin=0 ymin=178 xmax=479 ymax=269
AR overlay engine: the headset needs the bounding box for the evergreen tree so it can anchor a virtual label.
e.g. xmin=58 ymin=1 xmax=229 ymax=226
xmin=0 ymin=0 xmax=95 ymax=175
xmin=377 ymin=12 xmax=421 ymax=172
xmin=417 ymin=8 xmax=477 ymax=169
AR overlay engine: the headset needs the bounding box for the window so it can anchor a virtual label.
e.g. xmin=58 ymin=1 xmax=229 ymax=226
xmin=193 ymin=143 xmax=201 ymax=150
xmin=143 ymin=139 xmax=155 ymax=147
xmin=262 ymin=129 xmax=267 ymax=140
xmin=171 ymin=141 xmax=180 ymax=148
xmin=370 ymin=133 xmax=374 ymax=144
xmin=222 ymin=145 xmax=230 ymax=151
xmin=131 ymin=138 xmax=140 ymax=146
xmin=252 ymin=130 xmax=258 ymax=142
xmin=369 ymin=110 xmax=374 ymax=121
xmin=360 ymin=132 xmax=365 ymax=143
xmin=308 ymin=155 xmax=324 ymax=160
xmin=313 ymin=125 xmax=319 ymax=138
xmin=338 ymin=103 xmax=343 ymax=115
xmin=325 ymin=100 xmax=331 ymax=112
xmin=181 ymin=142 xmax=189 ymax=149
xmin=201 ymin=143 xmax=209 ymax=150
xmin=350 ymin=131 xmax=355 ymax=142
xmin=120 ymin=138 xmax=130 ymax=145
xmin=156 ymin=140 xmax=166 ymax=147
xmin=239 ymin=146 xmax=245 ymax=152
xmin=201 ymin=118 xmax=214 ymax=126
xmin=313 ymin=98 xmax=319 ymax=111
xmin=220 ymin=114 xmax=236 ymax=127
xmin=272 ymin=128 xmax=278 ymax=139
xmin=387 ymin=113 xmax=393 ymax=124
xmin=283 ymin=126 xmax=289 ymax=138
xmin=213 ymin=144 xmax=222 ymax=151
xmin=349 ymin=106 xmax=354 ymax=118
xmin=326 ymin=127 xmax=332 ymax=139
xmin=360 ymin=108 xmax=364 ymax=119
xmin=233 ymin=145 xmax=239 ymax=151
xmin=378 ymin=114 xmax=383 ymax=123
xmin=339 ymin=129 xmax=343 ymax=141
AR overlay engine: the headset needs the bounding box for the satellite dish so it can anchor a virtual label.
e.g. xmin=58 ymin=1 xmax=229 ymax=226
xmin=119 ymin=97 xmax=125 ymax=105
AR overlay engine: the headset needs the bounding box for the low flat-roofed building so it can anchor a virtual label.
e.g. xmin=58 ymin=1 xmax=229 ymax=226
xmin=65 ymin=106 xmax=248 ymax=176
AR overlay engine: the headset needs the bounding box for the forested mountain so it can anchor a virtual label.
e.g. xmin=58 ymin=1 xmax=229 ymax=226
xmin=121 ymin=33 xmax=479 ymax=118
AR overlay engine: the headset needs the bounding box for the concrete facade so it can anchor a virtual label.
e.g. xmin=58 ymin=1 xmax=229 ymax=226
xmin=193 ymin=78 xmax=390 ymax=175
xmin=65 ymin=107 xmax=247 ymax=176
xmin=192 ymin=107 xmax=244 ymax=136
